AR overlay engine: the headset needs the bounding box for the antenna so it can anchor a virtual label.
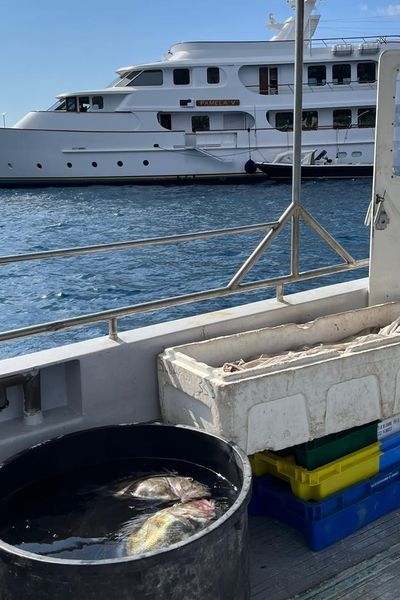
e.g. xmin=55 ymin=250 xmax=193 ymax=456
xmin=268 ymin=13 xmax=282 ymax=31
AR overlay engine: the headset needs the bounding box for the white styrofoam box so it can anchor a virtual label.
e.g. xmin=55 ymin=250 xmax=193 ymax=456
xmin=158 ymin=302 xmax=400 ymax=454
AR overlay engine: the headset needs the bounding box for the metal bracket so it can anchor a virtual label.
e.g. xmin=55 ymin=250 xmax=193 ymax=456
xmin=0 ymin=370 xmax=42 ymax=424
xmin=0 ymin=388 xmax=9 ymax=412
xmin=374 ymin=192 xmax=389 ymax=230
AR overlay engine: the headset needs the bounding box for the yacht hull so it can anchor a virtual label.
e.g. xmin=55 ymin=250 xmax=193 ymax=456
xmin=0 ymin=173 xmax=267 ymax=188
xmin=0 ymin=126 xmax=375 ymax=187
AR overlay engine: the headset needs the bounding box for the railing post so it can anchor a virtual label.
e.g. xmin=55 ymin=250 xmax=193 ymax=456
xmin=109 ymin=318 xmax=118 ymax=341
xmin=291 ymin=207 xmax=300 ymax=277
xmin=23 ymin=370 xmax=43 ymax=425
xmin=276 ymin=284 xmax=284 ymax=302
xmin=292 ymin=0 xmax=305 ymax=210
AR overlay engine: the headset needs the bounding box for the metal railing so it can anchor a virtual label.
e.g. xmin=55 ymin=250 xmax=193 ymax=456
xmin=309 ymin=35 xmax=400 ymax=49
xmin=0 ymin=215 xmax=368 ymax=344
xmin=245 ymin=80 xmax=377 ymax=95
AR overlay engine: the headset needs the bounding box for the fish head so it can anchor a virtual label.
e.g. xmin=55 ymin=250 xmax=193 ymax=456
xmin=170 ymin=477 xmax=211 ymax=503
xmin=172 ymin=498 xmax=217 ymax=522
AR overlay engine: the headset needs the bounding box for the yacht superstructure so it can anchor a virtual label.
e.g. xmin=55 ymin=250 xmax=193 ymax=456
xmin=0 ymin=0 xmax=398 ymax=186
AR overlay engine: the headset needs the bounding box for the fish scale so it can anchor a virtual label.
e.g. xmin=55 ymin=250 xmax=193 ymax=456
xmin=125 ymin=500 xmax=217 ymax=555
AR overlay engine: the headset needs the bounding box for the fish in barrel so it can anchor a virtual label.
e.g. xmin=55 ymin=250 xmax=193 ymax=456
xmin=121 ymin=498 xmax=217 ymax=555
xmin=114 ymin=475 xmax=211 ymax=503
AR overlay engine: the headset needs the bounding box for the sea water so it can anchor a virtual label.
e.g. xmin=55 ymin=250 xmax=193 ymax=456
xmin=0 ymin=179 xmax=371 ymax=358
xmin=0 ymin=458 xmax=236 ymax=560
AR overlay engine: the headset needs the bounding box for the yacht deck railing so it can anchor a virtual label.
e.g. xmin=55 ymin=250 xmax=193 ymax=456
xmin=245 ymin=80 xmax=377 ymax=94
xmin=309 ymin=35 xmax=400 ymax=48
xmin=0 ymin=218 xmax=368 ymax=343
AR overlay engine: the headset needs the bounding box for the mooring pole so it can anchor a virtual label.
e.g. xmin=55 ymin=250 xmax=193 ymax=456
xmin=291 ymin=0 xmax=305 ymax=277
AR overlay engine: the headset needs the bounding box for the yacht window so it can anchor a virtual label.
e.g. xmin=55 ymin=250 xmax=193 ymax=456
xmin=332 ymin=64 xmax=351 ymax=85
xmin=259 ymin=67 xmax=279 ymax=95
xmin=357 ymin=62 xmax=376 ymax=83
xmin=92 ymin=96 xmax=104 ymax=110
xmin=207 ymin=67 xmax=220 ymax=84
xmin=66 ymin=97 xmax=77 ymax=112
xmin=109 ymin=75 xmax=124 ymax=87
xmin=126 ymin=70 xmax=141 ymax=81
xmin=333 ymin=109 xmax=352 ymax=129
xmin=113 ymin=70 xmax=143 ymax=87
xmin=308 ymin=65 xmax=326 ymax=86
xmin=302 ymin=111 xmax=318 ymax=130
xmin=276 ymin=112 xmax=293 ymax=131
xmin=55 ymin=100 xmax=66 ymax=111
xmin=127 ymin=70 xmax=163 ymax=86
xmin=79 ymin=97 xmax=90 ymax=112
xmin=158 ymin=113 xmax=172 ymax=130
xmin=174 ymin=69 xmax=190 ymax=85
xmin=275 ymin=111 xmax=318 ymax=132
xmin=358 ymin=107 xmax=376 ymax=128
xmin=192 ymin=115 xmax=210 ymax=132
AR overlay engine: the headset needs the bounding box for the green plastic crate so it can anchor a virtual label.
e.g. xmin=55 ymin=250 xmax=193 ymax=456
xmin=292 ymin=421 xmax=379 ymax=470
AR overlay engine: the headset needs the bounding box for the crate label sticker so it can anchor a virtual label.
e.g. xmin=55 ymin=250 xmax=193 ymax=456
xmin=378 ymin=415 xmax=400 ymax=439
xmin=371 ymin=470 xmax=400 ymax=489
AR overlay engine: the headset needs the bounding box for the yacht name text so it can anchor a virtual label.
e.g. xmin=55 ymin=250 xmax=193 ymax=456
xmin=196 ymin=100 xmax=240 ymax=106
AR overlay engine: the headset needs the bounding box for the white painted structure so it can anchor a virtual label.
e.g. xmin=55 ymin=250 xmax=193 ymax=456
xmin=0 ymin=0 xmax=399 ymax=186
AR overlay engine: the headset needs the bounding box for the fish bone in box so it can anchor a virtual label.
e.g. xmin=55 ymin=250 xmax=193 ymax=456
xmin=158 ymin=302 xmax=400 ymax=454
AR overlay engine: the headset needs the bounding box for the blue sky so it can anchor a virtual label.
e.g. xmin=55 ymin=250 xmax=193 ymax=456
xmin=0 ymin=0 xmax=399 ymax=125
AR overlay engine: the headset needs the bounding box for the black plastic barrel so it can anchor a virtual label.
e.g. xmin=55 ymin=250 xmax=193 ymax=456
xmin=0 ymin=423 xmax=252 ymax=600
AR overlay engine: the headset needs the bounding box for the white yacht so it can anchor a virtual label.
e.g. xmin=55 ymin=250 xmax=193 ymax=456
xmin=0 ymin=0 xmax=398 ymax=186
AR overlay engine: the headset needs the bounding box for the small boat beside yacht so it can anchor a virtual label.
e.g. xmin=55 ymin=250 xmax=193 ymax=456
xmin=0 ymin=0 xmax=398 ymax=186
xmin=255 ymin=148 xmax=373 ymax=179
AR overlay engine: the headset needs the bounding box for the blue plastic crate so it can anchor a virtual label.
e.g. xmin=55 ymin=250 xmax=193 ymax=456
xmin=248 ymin=465 xmax=400 ymax=551
xmin=380 ymin=431 xmax=400 ymax=470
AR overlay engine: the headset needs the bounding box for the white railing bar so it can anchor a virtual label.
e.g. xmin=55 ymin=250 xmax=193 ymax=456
xmin=0 ymin=222 xmax=280 ymax=265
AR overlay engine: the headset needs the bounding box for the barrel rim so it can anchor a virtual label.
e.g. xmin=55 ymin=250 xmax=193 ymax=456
xmin=0 ymin=422 xmax=252 ymax=566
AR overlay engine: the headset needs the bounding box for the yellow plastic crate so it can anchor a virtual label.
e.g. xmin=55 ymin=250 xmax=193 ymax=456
xmin=249 ymin=442 xmax=382 ymax=501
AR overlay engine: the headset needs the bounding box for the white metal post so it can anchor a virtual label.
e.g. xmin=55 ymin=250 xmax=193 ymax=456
xmin=369 ymin=51 xmax=400 ymax=304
